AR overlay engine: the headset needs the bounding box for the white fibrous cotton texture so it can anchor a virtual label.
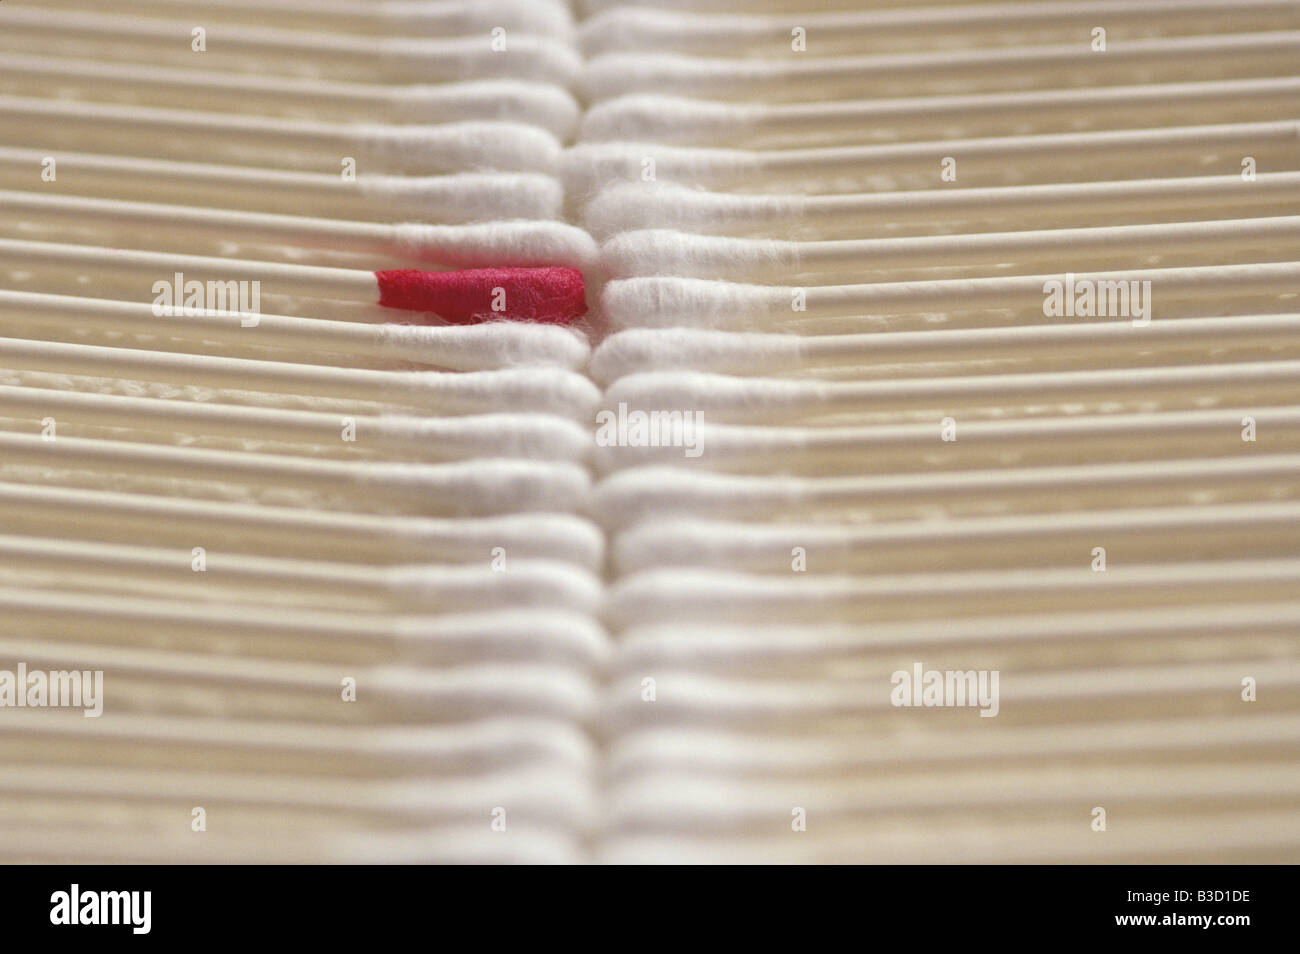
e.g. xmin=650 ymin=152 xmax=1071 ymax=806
xmin=1 ymin=0 xmax=1298 ymax=865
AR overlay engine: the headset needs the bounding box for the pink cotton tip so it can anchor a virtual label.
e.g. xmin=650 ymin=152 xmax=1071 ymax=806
xmin=375 ymin=267 xmax=587 ymax=325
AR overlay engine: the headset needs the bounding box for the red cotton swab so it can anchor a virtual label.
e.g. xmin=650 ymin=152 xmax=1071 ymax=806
xmin=376 ymin=267 xmax=587 ymax=325
xmin=0 ymin=236 xmax=589 ymax=326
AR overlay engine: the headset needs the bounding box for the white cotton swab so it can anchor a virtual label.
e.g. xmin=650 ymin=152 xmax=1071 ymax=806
xmin=3 ymin=707 xmax=595 ymax=776
xmin=0 ymin=533 xmax=603 ymax=613
xmin=0 ymin=337 xmax=601 ymax=417
xmin=0 ymin=97 xmax=562 ymax=176
xmin=592 ymin=456 xmax=1300 ymax=527
xmin=609 ymin=502 xmax=1300 ymax=574
xmin=600 ymin=217 xmax=1300 ymax=280
xmin=603 ymin=763 xmax=1300 ymax=831
xmin=588 ymin=316 xmax=1300 ymax=382
xmin=602 ymin=363 xmax=1300 ymax=423
xmin=564 ymin=120 xmax=1300 ymax=195
xmin=0 ymin=7 xmax=584 ymax=86
xmin=11 ymin=0 xmax=576 ymax=39
xmin=582 ymin=175 xmax=1300 ymax=239
xmin=0 ymin=148 xmax=563 ymax=224
xmin=0 ymin=292 xmax=590 ymax=369
xmin=0 ymin=193 xmax=597 ymax=271
xmin=2 ymin=708 xmax=595 ymax=782
xmin=616 ymin=604 xmax=1300 ymax=672
xmin=0 ymin=481 xmax=604 ymax=568
xmin=0 ymin=54 xmax=580 ymax=138
xmin=594 ymin=407 xmax=1300 ymax=477
xmin=0 ymin=432 xmax=592 ymax=516
xmin=582 ymin=33 xmax=1300 ymax=103
xmin=0 ymin=385 xmax=593 ymax=463
xmin=604 ymin=561 xmax=1300 ymax=627
xmin=579 ymin=1 xmax=1300 ymax=57
xmin=601 ymin=262 xmax=1300 ymax=332
xmin=582 ymin=77 xmax=1300 ymax=147
xmin=608 ymin=712 xmax=1300 ymax=779
xmin=0 ymin=642 xmax=599 ymax=735
xmin=0 ymin=585 xmax=607 ymax=666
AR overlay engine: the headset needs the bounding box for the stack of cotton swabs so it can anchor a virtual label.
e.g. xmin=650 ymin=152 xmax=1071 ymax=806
xmin=576 ymin=0 xmax=1300 ymax=863
xmin=1 ymin=0 xmax=1298 ymax=864
xmin=0 ymin=0 xmax=602 ymax=864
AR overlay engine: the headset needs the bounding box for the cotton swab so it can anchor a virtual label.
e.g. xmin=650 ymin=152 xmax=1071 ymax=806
xmin=592 ymin=456 xmax=1300 ymax=527
xmin=0 ymin=292 xmax=590 ymax=368
xmin=0 ymin=385 xmax=592 ymax=463
xmin=0 ymin=481 xmax=603 ymax=568
xmin=0 ymin=54 xmax=580 ymax=137
xmin=0 ymin=533 xmax=603 ymax=613
xmin=2 ymin=708 xmax=594 ymax=783
xmin=0 ymin=431 xmax=592 ymax=516
xmin=593 ymin=406 xmax=1300 ymax=477
xmin=10 ymin=0 xmax=576 ymax=40
xmin=0 ymin=585 xmax=606 ymax=665
xmin=0 ymin=191 xmax=593 ymax=267
xmin=588 ymin=316 xmax=1300 ymax=382
xmin=582 ymin=76 xmax=1300 ymax=147
xmin=608 ymin=712 xmax=1300 ymax=776
xmin=0 ymin=643 xmax=599 ymax=734
xmin=601 ymin=262 xmax=1300 ymax=331
xmin=3 ymin=707 xmax=594 ymax=775
xmin=609 ymin=501 xmax=1300 ymax=574
xmin=0 ymin=98 xmax=562 ymax=176
xmin=0 ymin=242 xmax=590 ymax=323
xmin=565 ymin=120 xmax=1300 ymax=195
xmin=0 ymin=338 xmax=601 ymax=417
xmin=604 ymin=561 xmax=1300 ymax=627
xmin=603 ymin=363 xmax=1300 ymax=423
xmin=582 ymin=174 xmax=1300 ymax=239
xmin=582 ymin=32 xmax=1300 ymax=103
xmin=579 ymin=1 xmax=1300 ymax=56
xmin=0 ymin=147 xmax=563 ymax=224
xmin=616 ymin=603 xmax=1300 ymax=671
xmin=0 ymin=7 xmax=584 ymax=86
xmin=600 ymin=217 xmax=1300 ymax=280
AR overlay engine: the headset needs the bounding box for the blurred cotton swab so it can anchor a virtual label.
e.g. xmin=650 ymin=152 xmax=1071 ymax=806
xmin=0 ymin=191 xmax=597 ymax=267
xmin=0 ymin=241 xmax=588 ymax=323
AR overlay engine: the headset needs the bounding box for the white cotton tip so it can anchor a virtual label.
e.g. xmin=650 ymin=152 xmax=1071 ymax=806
xmin=382 ymin=0 xmax=576 ymax=42
xmin=356 ymin=121 xmax=561 ymax=175
xmin=582 ymin=53 xmax=778 ymax=103
xmin=391 ymin=608 xmax=609 ymax=670
xmin=392 ymin=82 xmax=580 ymax=139
xmin=561 ymin=143 xmax=760 ymax=199
xmin=368 ymin=459 xmax=592 ymax=517
xmin=372 ymin=414 xmax=592 ymax=463
xmin=377 ymin=322 xmax=589 ymax=372
xmin=392 ymin=221 xmax=600 ymax=271
xmin=580 ymin=95 xmax=757 ymax=145
xmin=589 ymin=328 xmax=801 ymax=384
xmin=601 ymin=277 xmax=787 ymax=331
xmin=603 ymin=371 xmax=826 ymax=423
xmin=397 ymin=368 xmax=602 ymax=420
xmin=361 ymin=173 xmax=564 ymax=224
xmin=389 ymin=560 xmax=604 ymax=618
xmin=602 ymin=229 xmax=799 ymax=280
xmin=592 ymin=467 xmax=799 ymax=529
xmin=582 ymin=183 xmax=807 ymax=239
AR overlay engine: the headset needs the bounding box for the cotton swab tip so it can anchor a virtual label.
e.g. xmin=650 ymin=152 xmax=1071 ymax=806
xmin=375 ymin=267 xmax=588 ymax=325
